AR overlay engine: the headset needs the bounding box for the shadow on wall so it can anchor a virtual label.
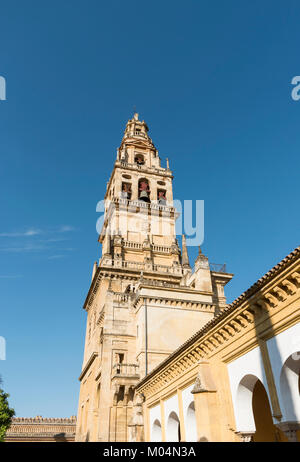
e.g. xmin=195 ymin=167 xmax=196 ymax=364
xmin=54 ymin=432 xmax=68 ymax=442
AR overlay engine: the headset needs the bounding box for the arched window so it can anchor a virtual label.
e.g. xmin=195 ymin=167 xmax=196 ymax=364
xmin=157 ymin=189 xmax=166 ymax=205
xmin=138 ymin=178 xmax=150 ymax=203
xmin=280 ymin=352 xmax=300 ymax=422
xmin=121 ymin=182 xmax=132 ymax=200
xmin=166 ymin=411 xmax=181 ymax=442
xmin=185 ymin=401 xmax=197 ymax=442
xmin=152 ymin=419 xmax=162 ymax=442
xmin=236 ymin=374 xmax=280 ymax=442
xmin=135 ymin=154 xmax=144 ymax=166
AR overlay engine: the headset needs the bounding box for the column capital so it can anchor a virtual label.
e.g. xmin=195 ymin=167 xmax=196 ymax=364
xmin=236 ymin=431 xmax=255 ymax=442
xmin=276 ymin=421 xmax=300 ymax=442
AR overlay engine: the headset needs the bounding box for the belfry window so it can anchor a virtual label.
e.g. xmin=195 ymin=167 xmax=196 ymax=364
xmin=157 ymin=189 xmax=166 ymax=205
xmin=135 ymin=154 xmax=144 ymax=166
xmin=138 ymin=179 xmax=150 ymax=203
xmin=115 ymin=353 xmax=124 ymax=374
xmin=121 ymin=182 xmax=132 ymax=200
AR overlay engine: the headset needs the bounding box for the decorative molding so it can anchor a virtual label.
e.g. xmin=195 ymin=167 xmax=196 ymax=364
xmin=78 ymin=352 xmax=98 ymax=382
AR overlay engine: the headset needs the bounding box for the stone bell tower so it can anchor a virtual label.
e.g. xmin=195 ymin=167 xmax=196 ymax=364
xmin=75 ymin=113 xmax=233 ymax=442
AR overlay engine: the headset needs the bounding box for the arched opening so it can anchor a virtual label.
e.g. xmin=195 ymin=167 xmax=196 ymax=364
xmin=166 ymin=411 xmax=181 ymax=442
xmin=128 ymin=387 xmax=134 ymax=406
xmin=117 ymin=385 xmax=125 ymax=404
xmin=185 ymin=401 xmax=197 ymax=442
xmin=152 ymin=419 xmax=162 ymax=442
xmin=157 ymin=189 xmax=167 ymax=205
xmin=121 ymin=182 xmax=132 ymax=200
xmin=236 ymin=374 xmax=259 ymax=433
xmin=252 ymin=380 xmax=277 ymax=442
xmin=135 ymin=154 xmax=145 ymax=166
xmin=280 ymin=352 xmax=300 ymax=422
xmin=236 ymin=374 xmax=284 ymax=442
xmin=138 ymin=178 xmax=150 ymax=203
xmin=198 ymin=436 xmax=209 ymax=442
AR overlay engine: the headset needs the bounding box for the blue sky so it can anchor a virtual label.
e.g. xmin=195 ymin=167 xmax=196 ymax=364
xmin=0 ymin=0 xmax=299 ymax=417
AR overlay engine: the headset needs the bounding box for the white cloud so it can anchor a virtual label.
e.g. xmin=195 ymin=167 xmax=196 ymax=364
xmin=48 ymin=255 xmax=66 ymax=260
xmin=0 ymin=225 xmax=77 ymax=238
xmin=0 ymin=244 xmax=47 ymax=252
xmin=58 ymin=225 xmax=76 ymax=233
xmin=0 ymin=228 xmax=42 ymax=237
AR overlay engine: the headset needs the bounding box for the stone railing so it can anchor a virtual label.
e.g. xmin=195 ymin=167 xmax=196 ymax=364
xmin=152 ymin=244 xmax=172 ymax=253
xmin=210 ymin=263 xmax=227 ymax=273
xmin=116 ymin=197 xmax=175 ymax=213
xmin=122 ymin=240 xmax=172 ymax=254
xmin=112 ymin=363 xmax=139 ymax=377
xmin=100 ymin=257 xmax=182 ymax=276
xmin=137 ymin=279 xmax=181 ymax=290
xmin=123 ymin=240 xmax=142 ymax=250
xmin=152 ymin=263 xmax=182 ymax=275
xmin=117 ymin=160 xmax=170 ymax=176
xmin=113 ymin=292 xmax=130 ymax=303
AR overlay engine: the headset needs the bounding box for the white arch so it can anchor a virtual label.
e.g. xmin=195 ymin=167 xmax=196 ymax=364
xmin=266 ymin=322 xmax=300 ymax=421
xmin=151 ymin=419 xmax=162 ymax=442
xmin=166 ymin=411 xmax=180 ymax=442
xmin=280 ymin=352 xmax=300 ymax=421
xmin=185 ymin=401 xmax=197 ymax=442
xmin=236 ymin=374 xmax=260 ymax=432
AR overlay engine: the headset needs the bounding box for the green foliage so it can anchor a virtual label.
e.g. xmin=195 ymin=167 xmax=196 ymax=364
xmin=0 ymin=379 xmax=15 ymax=442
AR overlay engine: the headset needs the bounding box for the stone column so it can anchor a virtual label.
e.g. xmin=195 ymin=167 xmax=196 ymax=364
xmin=128 ymin=393 xmax=145 ymax=442
xmin=191 ymin=361 xmax=218 ymax=442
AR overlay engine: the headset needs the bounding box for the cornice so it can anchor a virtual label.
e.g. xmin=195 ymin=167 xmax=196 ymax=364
xmin=78 ymin=352 xmax=98 ymax=382
xmin=83 ymin=267 xmax=102 ymax=311
xmin=133 ymin=296 xmax=215 ymax=313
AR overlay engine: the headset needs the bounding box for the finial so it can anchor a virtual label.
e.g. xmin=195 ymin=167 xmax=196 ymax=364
xmin=166 ymin=158 xmax=170 ymax=169
xmin=181 ymin=234 xmax=191 ymax=268
xmin=198 ymin=246 xmax=202 ymax=255
xmin=133 ymin=110 xmax=139 ymax=121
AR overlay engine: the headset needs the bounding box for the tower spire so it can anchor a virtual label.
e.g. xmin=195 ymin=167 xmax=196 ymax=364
xmin=181 ymin=234 xmax=191 ymax=268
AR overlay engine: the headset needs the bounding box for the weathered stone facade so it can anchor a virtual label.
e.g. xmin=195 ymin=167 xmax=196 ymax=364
xmin=5 ymin=416 xmax=76 ymax=442
xmin=75 ymin=114 xmax=232 ymax=442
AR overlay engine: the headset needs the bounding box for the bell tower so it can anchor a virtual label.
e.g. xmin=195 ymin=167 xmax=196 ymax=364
xmin=100 ymin=112 xmax=177 ymax=267
xmin=76 ymin=114 xmax=233 ymax=442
